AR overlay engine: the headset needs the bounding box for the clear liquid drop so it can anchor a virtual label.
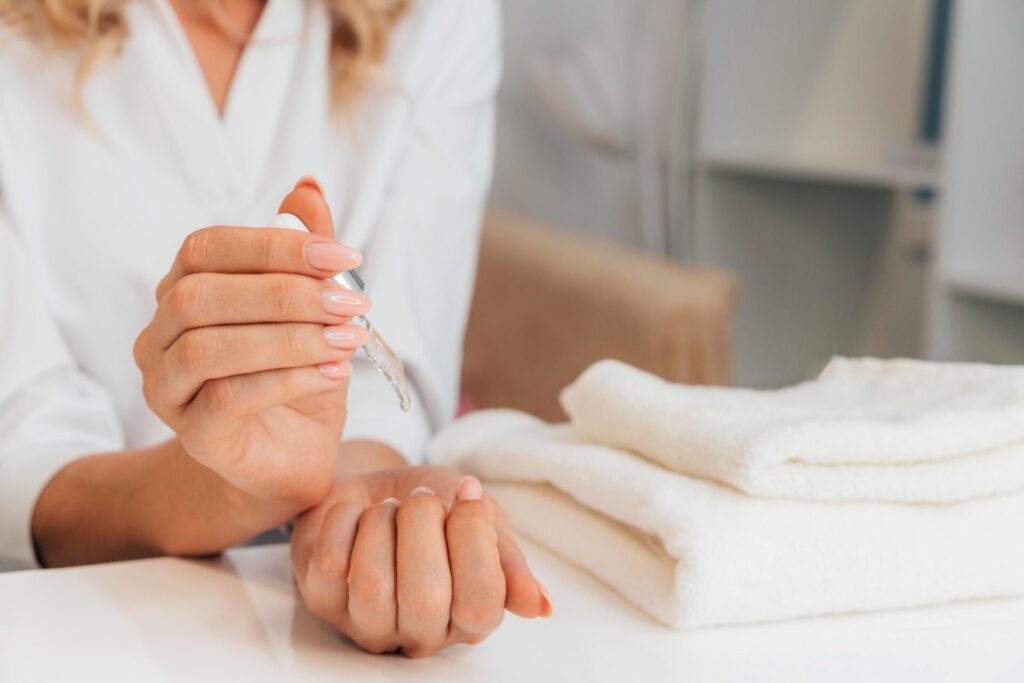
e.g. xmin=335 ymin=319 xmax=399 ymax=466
xmin=357 ymin=316 xmax=412 ymax=411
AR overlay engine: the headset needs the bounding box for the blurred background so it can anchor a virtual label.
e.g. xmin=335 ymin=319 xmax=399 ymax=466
xmin=473 ymin=0 xmax=1021 ymax=393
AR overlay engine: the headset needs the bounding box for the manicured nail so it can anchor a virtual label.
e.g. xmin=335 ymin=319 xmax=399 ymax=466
xmin=410 ymin=486 xmax=435 ymax=497
xmin=323 ymin=326 xmax=366 ymax=349
xmin=305 ymin=241 xmax=363 ymax=271
xmin=538 ymin=582 xmax=554 ymax=618
xmin=321 ymin=289 xmax=367 ymax=315
xmin=318 ymin=362 xmax=351 ymax=379
xmin=456 ymin=476 xmax=483 ymax=502
xmin=380 ymin=497 xmax=400 ymax=507
xmin=295 ymin=175 xmax=325 ymax=198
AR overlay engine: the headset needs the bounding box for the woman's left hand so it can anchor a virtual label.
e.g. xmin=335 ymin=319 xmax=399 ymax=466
xmin=290 ymin=466 xmax=552 ymax=657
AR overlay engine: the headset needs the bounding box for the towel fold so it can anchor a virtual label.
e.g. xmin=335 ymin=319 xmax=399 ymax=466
xmin=560 ymin=357 xmax=1024 ymax=503
xmin=429 ymin=410 xmax=1024 ymax=629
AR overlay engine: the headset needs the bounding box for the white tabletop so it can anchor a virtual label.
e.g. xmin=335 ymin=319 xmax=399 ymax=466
xmin=2 ymin=539 xmax=1023 ymax=682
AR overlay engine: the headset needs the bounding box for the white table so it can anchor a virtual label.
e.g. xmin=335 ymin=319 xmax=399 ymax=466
xmin=2 ymin=539 xmax=1023 ymax=682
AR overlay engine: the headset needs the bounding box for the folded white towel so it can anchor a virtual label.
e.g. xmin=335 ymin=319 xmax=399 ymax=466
xmin=560 ymin=357 xmax=1024 ymax=503
xmin=429 ymin=410 xmax=1024 ymax=629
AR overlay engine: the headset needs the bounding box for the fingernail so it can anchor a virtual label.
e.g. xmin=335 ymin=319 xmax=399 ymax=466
xmin=323 ymin=326 xmax=366 ymax=349
xmin=295 ymin=175 xmax=325 ymax=198
xmin=410 ymin=486 xmax=435 ymax=497
xmin=321 ymin=289 xmax=367 ymax=315
xmin=456 ymin=476 xmax=483 ymax=502
xmin=538 ymin=582 xmax=554 ymax=618
xmin=318 ymin=362 xmax=351 ymax=379
xmin=380 ymin=497 xmax=400 ymax=507
xmin=305 ymin=242 xmax=363 ymax=271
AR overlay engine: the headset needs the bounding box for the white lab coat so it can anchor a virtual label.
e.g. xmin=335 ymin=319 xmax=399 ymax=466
xmin=0 ymin=0 xmax=501 ymax=569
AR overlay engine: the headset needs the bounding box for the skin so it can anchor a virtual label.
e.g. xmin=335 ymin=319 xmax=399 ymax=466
xmin=31 ymin=0 xmax=550 ymax=659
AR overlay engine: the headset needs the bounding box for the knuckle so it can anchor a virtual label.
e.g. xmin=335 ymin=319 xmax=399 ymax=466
xmin=400 ymin=586 xmax=451 ymax=620
xmin=175 ymin=329 xmax=210 ymax=371
xmin=132 ymin=328 xmax=150 ymax=369
xmin=349 ymin=576 xmax=394 ymax=615
xmin=256 ymin=230 xmax=278 ymax=271
xmin=166 ymin=275 xmax=204 ymax=324
xmin=202 ymin=377 xmax=237 ymax=414
xmin=270 ymin=276 xmax=301 ymax=318
xmin=283 ymin=324 xmax=310 ymax=358
xmin=155 ymin=274 xmax=170 ymax=302
xmin=180 ymin=228 xmax=214 ymax=273
xmin=454 ymin=595 xmax=505 ymax=635
xmin=315 ymin=552 xmax=351 ymax=583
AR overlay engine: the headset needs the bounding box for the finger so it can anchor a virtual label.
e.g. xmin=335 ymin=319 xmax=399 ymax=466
xmin=395 ymin=487 xmax=452 ymax=658
xmin=300 ymin=501 xmax=365 ymax=627
xmin=347 ymin=499 xmax=400 ymax=654
xmin=150 ymin=273 xmax=371 ymax=349
xmin=279 ymin=177 xmax=336 ymax=238
xmin=188 ymin=363 xmax=352 ymax=420
xmin=158 ymin=323 xmax=368 ymax=407
xmin=291 ymin=503 xmax=333 ymax=580
xmin=494 ymin=503 xmax=552 ymax=619
xmin=156 ymin=226 xmax=362 ymax=300
xmin=446 ymin=477 xmax=506 ymax=644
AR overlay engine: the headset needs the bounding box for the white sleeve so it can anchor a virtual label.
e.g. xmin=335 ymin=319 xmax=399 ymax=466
xmin=0 ymin=210 xmax=125 ymax=570
xmin=344 ymin=0 xmax=502 ymax=462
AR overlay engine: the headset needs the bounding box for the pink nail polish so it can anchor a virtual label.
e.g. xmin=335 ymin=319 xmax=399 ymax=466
xmin=318 ymin=362 xmax=351 ymax=378
xmin=538 ymin=582 xmax=554 ymax=618
xmin=456 ymin=476 xmax=483 ymax=502
xmin=305 ymin=242 xmax=362 ymax=271
xmin=324 ymin=326 xmax=364 ymax=348
xmin=410 ymin=486 xmax=435 ymax=497
xmin=295 ymin=175 xmax=326 ymax=198
xmin=321 ymin=289 xmax=366 ymax=315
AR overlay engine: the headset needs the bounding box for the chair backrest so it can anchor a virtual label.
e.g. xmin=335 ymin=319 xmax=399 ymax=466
xmin=460 ymin=211 xmax=738 ymax=421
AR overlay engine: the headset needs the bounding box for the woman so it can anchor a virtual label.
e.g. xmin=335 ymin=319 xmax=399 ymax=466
xmin=0 ymin=0 xmax=550 ymax=657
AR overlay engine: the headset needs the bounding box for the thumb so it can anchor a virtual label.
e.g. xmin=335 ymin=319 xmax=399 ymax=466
xmin=278 ymin=176 xmax=336 ymax=239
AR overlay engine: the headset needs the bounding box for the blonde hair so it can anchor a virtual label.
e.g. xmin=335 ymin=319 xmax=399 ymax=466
xmin=0 ymin=0 xmax=410 ymax=111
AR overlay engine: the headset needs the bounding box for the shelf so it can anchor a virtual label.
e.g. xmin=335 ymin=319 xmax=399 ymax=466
xmin=945 ymin=272 xmax=1024 ymax=307
xmin=699 ymin=151 xmax=940 ymax=191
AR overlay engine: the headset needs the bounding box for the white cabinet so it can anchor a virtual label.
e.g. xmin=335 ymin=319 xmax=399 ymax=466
xmin=928 ymin=1 xmax=1024 ymax=362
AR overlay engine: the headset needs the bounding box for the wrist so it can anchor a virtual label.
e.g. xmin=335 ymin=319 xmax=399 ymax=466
xmin=335 ymin=439 xmax=409 ymax=477
xmin=140 ymin=440 xmax=308 ymax=557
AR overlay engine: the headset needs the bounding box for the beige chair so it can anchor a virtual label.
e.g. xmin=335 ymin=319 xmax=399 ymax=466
xmin=461 ymin=212 xmax=738 ymax=422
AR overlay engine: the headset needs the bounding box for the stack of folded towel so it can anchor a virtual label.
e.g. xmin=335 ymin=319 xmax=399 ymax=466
xmin=429 ymin=358 xmax=1024 ymax=629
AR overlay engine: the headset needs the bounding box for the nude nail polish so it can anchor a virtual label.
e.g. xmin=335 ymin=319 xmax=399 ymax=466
xmin=305 ymin=242 xmax=362 ymax=271
xmin=321 ymin=289 xmax=366 ymax=315
xmin=410 ymin=486 xmax=435 ymax=497
xmin=274 ymin=178 xmax=410 ymax=413
xmin=318 ymin=362 xmax=350 ymax=378
xmin=324 ymin=327 xmax=362 ymax=348
xmin=380 ymin=497 xmax=400 ymax=507
xmin=456 ymin=476 xmax=483 ymax=502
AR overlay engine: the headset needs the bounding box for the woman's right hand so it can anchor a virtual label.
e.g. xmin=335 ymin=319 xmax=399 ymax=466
xmin=133 ymin=224 xmax=369 ymax=508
